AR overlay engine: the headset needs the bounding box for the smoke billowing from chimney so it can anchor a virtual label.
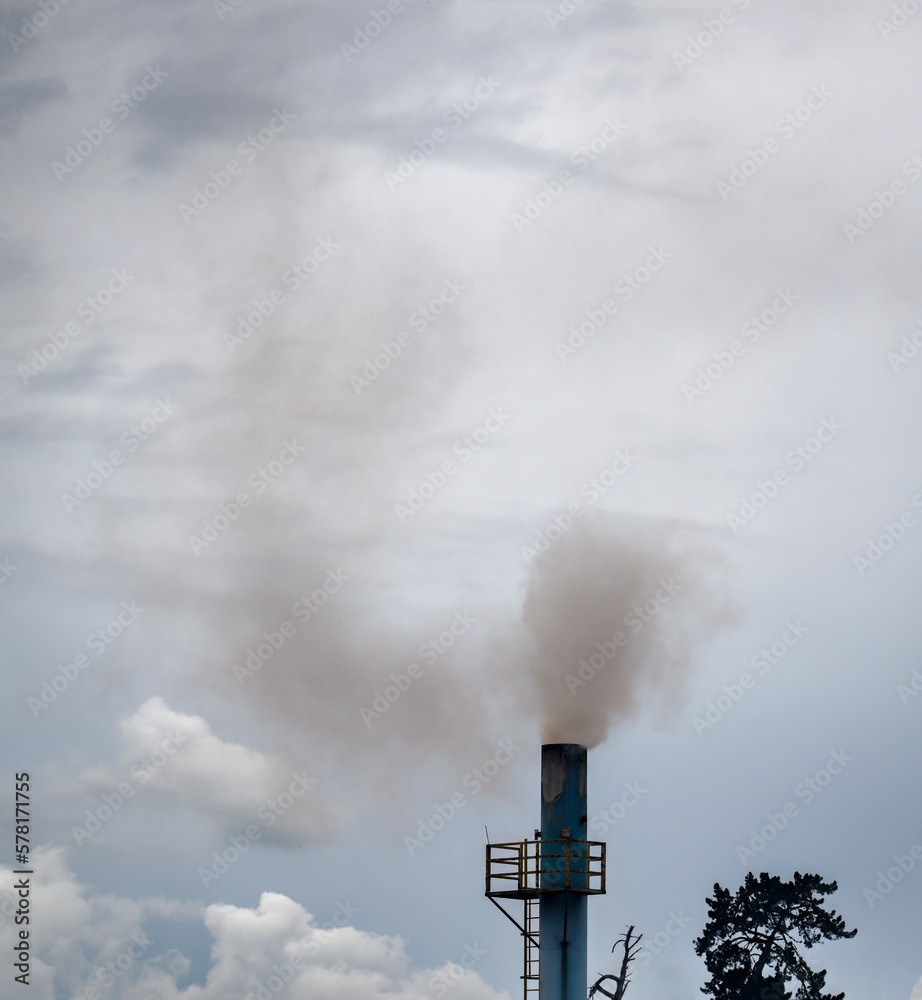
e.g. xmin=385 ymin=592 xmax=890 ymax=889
xmin=522 ymin=512 xmax=736 ymax=748
xmin=88 ymin=188 xmax=736 ymax=827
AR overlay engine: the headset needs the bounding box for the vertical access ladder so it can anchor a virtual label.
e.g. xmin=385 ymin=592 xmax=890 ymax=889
xmin=523 ymin=895 xmax=540 ymax=1000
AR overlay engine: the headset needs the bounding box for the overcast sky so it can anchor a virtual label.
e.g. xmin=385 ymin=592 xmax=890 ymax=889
xmin=2 ymin=1 xmax=921 ymax=998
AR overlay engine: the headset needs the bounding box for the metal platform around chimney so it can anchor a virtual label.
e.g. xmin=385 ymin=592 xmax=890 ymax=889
xmin=485 ymin=838 xmax=604 ymax=1000
xmin=485 ymin=838 xmax=607 ymax=899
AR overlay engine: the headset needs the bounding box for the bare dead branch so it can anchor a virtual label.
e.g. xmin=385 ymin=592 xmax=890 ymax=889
xmin=589 ymin=925 xmax=643 ymax=1000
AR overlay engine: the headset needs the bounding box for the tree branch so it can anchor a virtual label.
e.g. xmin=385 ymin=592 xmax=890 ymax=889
xmin=588 ymin=926 xmax=643 ymax=1000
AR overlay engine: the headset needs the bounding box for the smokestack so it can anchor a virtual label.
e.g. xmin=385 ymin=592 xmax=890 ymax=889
xmin=485 ymin=743 xmax=604 ymax=1000
xmin=540 ymin=744 xmax=588 ymax=1000
xmin=483 ymin=517 xmax=730 ymax=997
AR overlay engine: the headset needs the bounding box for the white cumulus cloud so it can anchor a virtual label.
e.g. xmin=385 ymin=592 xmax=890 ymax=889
xmin=1 ymin=850 xmax=506 ymax=1000
xmin=70 ymin=696 xmax=344 ymax=843
xmin=1 ymin=848 xmax=199 ymax=1000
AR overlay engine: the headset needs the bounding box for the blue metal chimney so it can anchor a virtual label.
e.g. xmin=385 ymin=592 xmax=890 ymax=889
xmin=539 ymin=744 xmax=588 ymax=1000
xmin=485 ymin=743 xmax=605 ymax=1000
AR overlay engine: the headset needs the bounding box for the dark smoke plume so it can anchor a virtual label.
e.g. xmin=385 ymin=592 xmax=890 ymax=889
xmin=522 ymin=512 xmax=736 ymax=747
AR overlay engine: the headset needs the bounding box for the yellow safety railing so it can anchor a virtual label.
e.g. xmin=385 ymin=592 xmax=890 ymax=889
xmin=485 ymin=839 xmax=606 ymax=898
